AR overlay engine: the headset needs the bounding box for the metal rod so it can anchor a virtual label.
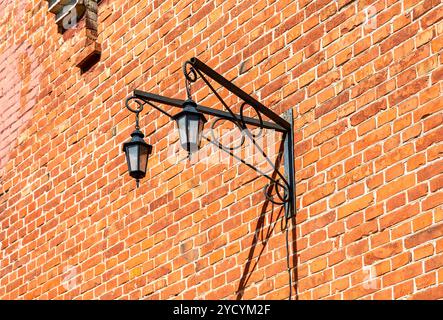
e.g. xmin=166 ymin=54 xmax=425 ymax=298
xmin=193 ymin=68 xmax=246 ymax=132
xmin=282 ymin=109 xmax=295 ymax=218
xmin=133 ymin=90 xmax=286 ymax=132
xmin=144 ymin=100 xmax=173 ymax=118
xmin=189 ymin=57 xmax=291 ymax=131
xmin=203 ymin=136 xmax=282 ymax=187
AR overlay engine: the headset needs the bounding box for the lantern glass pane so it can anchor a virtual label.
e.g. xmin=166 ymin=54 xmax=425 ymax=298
xmin=187 ymin=114 xmax=200 ymax=145
xmin=139 ymin=145 xmax=148 ymax=173
xmin=177 ymin=115 xmax=188 ymax=147
xmin=127 ymin=145 xmax=139 ymax=172
xmin=198 ymin=118 xmax=204 ymax=143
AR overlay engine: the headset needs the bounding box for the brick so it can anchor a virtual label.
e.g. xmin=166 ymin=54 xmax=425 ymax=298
xmin=313 ymin=121 xmax=347 ymax=146
xmin=317 ymin=146 xmax=352 ymax=172
xmin=298 ymin=269 xmax=333 ymax=292
xmin=412 ymin=0 xmax=440 ymax=20
xmin=307 ymin=70 xmax=340 ymax=96
xmin=350 ymin=99 xmax=387 ymax=126
xmin=414 ymin=243 xmax=434 ymax=261
xmin=416 ymin=126 xmax=443 ymax=152
xmin=425 ymin=254 xmax=443 ymax=272
xmin=393 ymin=114 xmax=412 ymax=133
xmin=383 ymin=263 xmax=422 ymax=287
xmin=381 ymin=23 xmax=419 ymax=54
xmin=420 ymin=3 xmax=443 ymax=29
xmin=389 ymin=76 xmax=429 ymax=106
xmin=405 ymin=223 xmax=443 ymax=249
xmin=414 ymin=97 xmax=443 ymax=122
xmin=391 ymin=252 xmax=412 ymax=271
xmin=394 ymin=280 xmax=414 ymax=299
xmin=380 ymin=203 xmax=419 ymax=230
xmin=338 ymin=194 xmax=374 ymax=219
xmin=406 ymin=153 xmax=426 ymax=171
xmin=431 ymin=65 xmax=443 ymax=83
xmin=334 ymin=257 xmax=362 ymax=277
xmin=415 ymin=272 xmax=436 ymax=291
xmin=431 ymin=35 xmax=443 ymax=53
xmin=422 ymin=192 xmax=443 ymax=211
xmin=402 ymin=123 xmax=422 ymax=142
xmin=315 ymin=91 xmax=350 ymax=119
xmin=329 ymin=191 xmax=346 ymax=209
xmin=386 ymin=193 xmax=406 ymax=211
xmin=390 ymin=45 xmax=430 ymax=76
xmin=352 ymin=70 xmax=388 ymax=99
xmin=364 ymin=241 xmax=402 ymax=265
xmin=408 ymin=183 xmax=428 ymax=202
xmin=339 ymin=164 xmax=372 ymax=189
xmin=417 ymin=160 xmax=443 ymax=183
xmin=355 ymin=125 xmax=391 ymax=153
xmin=424 ymin=113 xmax=443 ymax=132
xmin=376 ymin=174 xmax=415 ymax=201
xmin=302 ymin=183 xmax=336 ymax=207
xmin=299 ymin=241 xmax=334 ymax=263
xmin=343 ymin=220 xmax=378 ymax=246
xmin=411 ymin=285 xmax=443 ymax=300
xmin=430 ymin=175 xmax=443 ymax=192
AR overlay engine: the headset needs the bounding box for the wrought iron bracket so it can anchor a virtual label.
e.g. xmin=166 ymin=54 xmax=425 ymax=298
xmin=125 ymin=57 xmax=295 ymax=218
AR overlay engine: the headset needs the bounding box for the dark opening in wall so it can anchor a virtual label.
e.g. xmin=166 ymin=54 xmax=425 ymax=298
xmin=78 ymin=47 xmax=101 ymax=74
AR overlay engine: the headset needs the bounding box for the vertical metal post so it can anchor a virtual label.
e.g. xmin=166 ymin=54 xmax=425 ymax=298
xmin=282 ymin=109 xmax=295 ymax=218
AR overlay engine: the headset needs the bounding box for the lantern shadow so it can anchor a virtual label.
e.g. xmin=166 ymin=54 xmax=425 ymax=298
xmin=235 ymin=138 xmax=298 ymax=300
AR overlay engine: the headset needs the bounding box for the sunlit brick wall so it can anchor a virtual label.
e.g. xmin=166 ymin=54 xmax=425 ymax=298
xmin=0 ymin=0 xmax=442 ymax=300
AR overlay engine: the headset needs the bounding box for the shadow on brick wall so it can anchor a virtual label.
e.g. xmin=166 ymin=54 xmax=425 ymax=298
xmin=236 ymin=141 xmax=298 ymax=299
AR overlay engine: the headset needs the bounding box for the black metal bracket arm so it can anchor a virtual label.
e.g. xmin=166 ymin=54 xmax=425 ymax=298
xmin=125 ymin=57 xmax=295 ymax=218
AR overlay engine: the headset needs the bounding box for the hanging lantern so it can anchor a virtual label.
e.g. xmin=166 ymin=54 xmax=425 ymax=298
xmin=122 ymin=129 xmax=152 ymax=187
xmin=172 ymin=99 xmax=207 ymax=155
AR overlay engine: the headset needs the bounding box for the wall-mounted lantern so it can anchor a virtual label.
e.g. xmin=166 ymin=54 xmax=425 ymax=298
xmin=122 ymin=129 xmax=152 ymax=188
xmin=172 ymin=99 xmax=207 ymax=156
xmin=122 ymin=58 xmax=295 ymax=218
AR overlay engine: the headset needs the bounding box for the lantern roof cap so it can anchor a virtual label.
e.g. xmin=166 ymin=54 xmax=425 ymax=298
xmin=172 ymin=99 xmax=207 ymax=123
xmin=130 ymin=129 xmax=145 ymax=138
xmin=122 ymin=129 xmax=152 ymax=152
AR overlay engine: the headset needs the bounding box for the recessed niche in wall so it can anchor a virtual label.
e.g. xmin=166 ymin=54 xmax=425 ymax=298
xmin=45 ymin=0 xmax=101 ymax=72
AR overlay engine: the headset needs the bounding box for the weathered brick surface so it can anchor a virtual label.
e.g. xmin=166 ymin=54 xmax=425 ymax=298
xmin=0 ymin=0 xmax=442 ymax=300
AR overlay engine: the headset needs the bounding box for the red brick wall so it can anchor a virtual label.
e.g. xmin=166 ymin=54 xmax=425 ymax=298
xmin=0 ymin=0 xmax=442 ymax=300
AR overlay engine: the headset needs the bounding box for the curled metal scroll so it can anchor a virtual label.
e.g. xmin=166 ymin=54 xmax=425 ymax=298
xmin=125 ymin=96 xmax=145 ymax=113
xmin=210 ymin=117 xmax=246 ymax=151
xmin=240 ymin=102 xmax=264 ymax=139
xmin=263 ymin=179 xmax=290 ymax=205
xmin=125 ymin=96 xmax=145 ymax=129
xmin=183 ymin=61 xmax=198 ymax=82
xmin=183 ymin=61 xmax=197 ymax=99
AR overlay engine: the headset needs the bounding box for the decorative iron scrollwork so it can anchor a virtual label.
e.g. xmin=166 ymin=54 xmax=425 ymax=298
xmin=209 ymin=118 xmax=246 ymax=151
xmin=183 ymin=60 xmax=198 ymax=99
xmin=240 ymin=102 xmax=264 ymax=139
xmin=125 ymin=96 xmax=145 ymax=130
xmin=263 ymin=180 xmax=290 ymax=205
